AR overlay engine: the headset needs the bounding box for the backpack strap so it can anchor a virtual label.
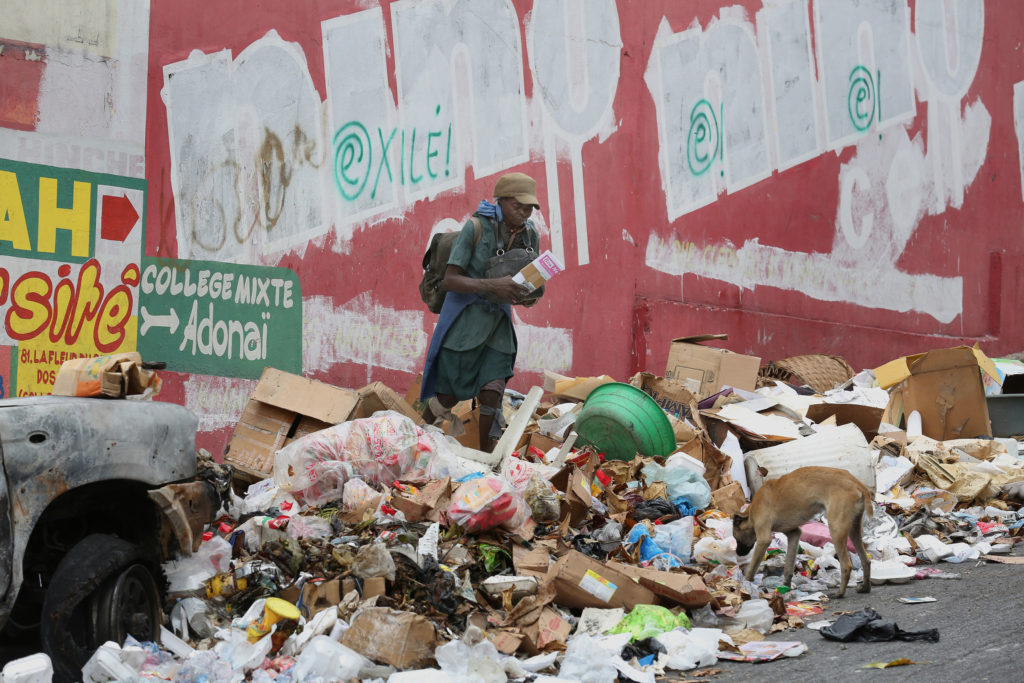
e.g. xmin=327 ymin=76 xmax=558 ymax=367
xmin=469 ymin=216 xmax=484 ymax=247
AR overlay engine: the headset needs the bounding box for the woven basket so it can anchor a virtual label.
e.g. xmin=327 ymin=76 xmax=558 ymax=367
xmin=758 ymin=354 xmax=855 ymax=393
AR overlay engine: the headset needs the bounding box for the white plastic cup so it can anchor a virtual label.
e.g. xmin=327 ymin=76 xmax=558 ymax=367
xmin=906 ymin=410 xmax=922 ymax=438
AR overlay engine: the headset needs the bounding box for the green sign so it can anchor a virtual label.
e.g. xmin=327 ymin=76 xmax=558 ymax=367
xmin=0 ymin=157 xmax=146 ymax=262
xmin=138 ymin=258 xmax=302 ymax=379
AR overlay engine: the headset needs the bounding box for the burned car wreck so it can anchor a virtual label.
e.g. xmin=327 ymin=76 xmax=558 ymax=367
xmin=0 ymin=396 xmax=219 ymax=682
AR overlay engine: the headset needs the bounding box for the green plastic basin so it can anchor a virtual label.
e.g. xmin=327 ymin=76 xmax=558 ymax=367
xmin=574 ymin=382 xmax=675 ymax=461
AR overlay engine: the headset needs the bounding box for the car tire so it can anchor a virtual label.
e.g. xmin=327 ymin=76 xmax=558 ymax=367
xmin=41 ymin=534 xmax=163 ymax=683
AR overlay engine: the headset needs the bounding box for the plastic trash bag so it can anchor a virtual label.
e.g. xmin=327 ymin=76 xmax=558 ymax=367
xmin=641 ymin=461 xmax=712 ymax=510
xmin=274 ymin=411 xmax=421 ymax=506
xmin=718 ymin=598 xmax=773 ymax=634
xmin=524 ymin=473 xmax=561 ymax=523
xmin=652 ymin=517 xmax=695 ymax=564
xmin=654 ymin=627 xmax=725 ymax=671
xmin=342 ymin=478 xmax=386 ymax=517
xmin=820 ymin=608 xmax=939 ymax=643
xmin=559 ymin=634 xmax=619 ymax=683
xmin=609 ymin=605 xmax=691 ymax=642
xmin=290 ymin=635 xmax=370 ymax=681
xmin=448 ymin=477 xmax=530 ymax=533
xmin=162 ymin=535 xmax=232 ymax=593
xmin=352 ymin=540 xmax=396 ymax=582
xmin=693 ymin=536 xmax=738 ymax=566
xmin=626 ymin=524 xmax=683 ymax=567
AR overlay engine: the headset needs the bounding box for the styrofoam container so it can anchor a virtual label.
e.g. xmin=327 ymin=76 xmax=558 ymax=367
xmin=1 ymin=653 xmax=53 ymax=683
xmin=870 ymin=560 xmax=916 ymax=585
xmin=665 ymin=451 xmax=706 ymax=476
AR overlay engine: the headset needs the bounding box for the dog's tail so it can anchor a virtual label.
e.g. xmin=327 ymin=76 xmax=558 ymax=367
xmin=861 ymin=483 xmax=875 ymax=520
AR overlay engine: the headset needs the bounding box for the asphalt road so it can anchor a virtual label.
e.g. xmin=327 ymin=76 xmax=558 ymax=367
xmin=693 ymin=553 xmax=1024 ymax=683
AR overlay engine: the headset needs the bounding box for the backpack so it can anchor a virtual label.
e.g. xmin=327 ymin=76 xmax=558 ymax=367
xmin=419 ymin=216 xmax=483 ymax=314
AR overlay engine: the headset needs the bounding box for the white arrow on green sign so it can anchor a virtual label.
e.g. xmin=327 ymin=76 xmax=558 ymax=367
xmin=138 ymin=257 xmax=302 ymax=379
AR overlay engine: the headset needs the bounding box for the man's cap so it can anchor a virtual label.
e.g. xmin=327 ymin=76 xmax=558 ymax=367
xmin=494 ymin=172 xmax=540 ymax=208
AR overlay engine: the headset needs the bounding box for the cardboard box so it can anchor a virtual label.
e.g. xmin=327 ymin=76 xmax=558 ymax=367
xmin=805 ymin=403 xmax=884 ymax=441
xmin=544 ymin=550 xmax=657 ymax=610
xmin=628 ymin=371 xmax=698 ymax=419
xmin=361 ymin=576 xmax=386 ymax=599
xmin=665 ymin=334 xmax=761 ymax=398
xmin=279 ymin=577 xmax=341 ymax=620
xmin=341 ymin=607 xmax=437 ymax=669
xmin=224 ymin=367 xmax=359 ymax=483
xmin=512 ymin=250 xmax=564 ymax=292
xmin=452 ymin=400 xmax=480 ymax=448
xmin=521 ymin=607 xmax=572 ymax=654
xmin=353 ymin=381 xmax=424 ymax=424
xmin=875 ymin=346 xmax=998 ymax=440
xmin=52 ymin=352 xmax=159 ymax=398
xmin=607 ymin=562 xmax=712 ymax=608
xmin=517 ymin=431 xmax=563 ymax=459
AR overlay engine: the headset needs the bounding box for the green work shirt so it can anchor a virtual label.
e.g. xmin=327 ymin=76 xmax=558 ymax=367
xmin=441 ymin=215 xmax=540 ymax=354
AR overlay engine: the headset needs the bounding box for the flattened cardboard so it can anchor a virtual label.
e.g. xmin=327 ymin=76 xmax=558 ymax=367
xmin=710 ymin=481 xmax=747 ymax=516
xmin=544 ymin=550 xmax=656 ymax=610
xmin=543 ymin=370 xmax=616 ymax=401
xmin=549 ymin=465 xmax=594 ymax=528
xmin=628 ymin=371 xmax=698 ymax=419
xmin=876 ymin=346 xmax=995 ymax=440
xmin=607 ymin=561 xmax=712 ymax=608
xmin=665 ymin=335 xmax=761 ymax=398
xmin=488 ymin=630 xmax=525 ymax=654
xmin=225 ymin=367 xmax=359 ymax=483
xmin=341 ymin=607 xmax=437 ymax=669
xmin=513 ymin=542 xmax=555 ymax=579
xmin=354 ymin=381 xmax=424 ymax=424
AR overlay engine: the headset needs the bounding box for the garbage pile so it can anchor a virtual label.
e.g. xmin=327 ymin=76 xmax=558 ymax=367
xmin=23 ymin=342 xmax=1024 ymax=682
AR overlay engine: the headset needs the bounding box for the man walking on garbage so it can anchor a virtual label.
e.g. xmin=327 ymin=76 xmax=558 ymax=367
xmin=419 ymin=172 xmax=544 ymax=452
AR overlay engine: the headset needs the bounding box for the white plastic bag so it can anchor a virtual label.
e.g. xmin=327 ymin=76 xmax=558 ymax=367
xmin=652 ymin=517 xmax=695 ymax=564
xmin=693 ymin=536 xmax=738 ymax=566
xmin=655 ymin=627 xmax=725 ymax=671
xmin=162 ymin=536 xmax=232 ymax=592
xmin=291 ymin=635 xmax=369 ymax=681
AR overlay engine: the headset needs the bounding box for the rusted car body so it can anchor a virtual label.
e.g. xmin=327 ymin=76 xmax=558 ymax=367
xmin=0 ymin=396 xmax=217 ymax=681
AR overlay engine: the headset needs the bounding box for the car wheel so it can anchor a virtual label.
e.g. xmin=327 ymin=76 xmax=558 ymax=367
xmin=41 ymin=534 xmax=164 ymax=683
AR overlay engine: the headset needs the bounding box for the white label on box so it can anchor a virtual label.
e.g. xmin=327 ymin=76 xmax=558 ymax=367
xmin=578 ymin=569 xmax=616 ymax=603
xmin=534 ymin=250 xmax=564 ymax=278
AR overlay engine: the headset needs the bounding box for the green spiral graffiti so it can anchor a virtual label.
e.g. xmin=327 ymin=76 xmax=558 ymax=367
xmin=333 ymin=121 xmax=371 ymax=201
xmin=687 ymin=99 xmax=719 ymax=176
xmin=847 ymin=66 xmax=876 ymax=132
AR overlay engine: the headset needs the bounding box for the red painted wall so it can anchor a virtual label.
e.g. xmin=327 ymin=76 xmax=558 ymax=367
xmin=11 ymin=1 xmax=1018 ymax=455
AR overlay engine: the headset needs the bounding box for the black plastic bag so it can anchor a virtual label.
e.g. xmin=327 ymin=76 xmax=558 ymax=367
xmin=821 ymin=608 xmax=939 ymax=643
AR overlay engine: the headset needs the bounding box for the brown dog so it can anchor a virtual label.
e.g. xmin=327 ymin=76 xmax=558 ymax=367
xmin=732 ymin=466 xmax=873 ymax=597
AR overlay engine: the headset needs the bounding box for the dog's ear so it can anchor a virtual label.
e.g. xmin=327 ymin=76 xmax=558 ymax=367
xmin=757 ymin=465 xmax=768 ymax=477
xmin=733 ymin=506 xmax=749 ymax=521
